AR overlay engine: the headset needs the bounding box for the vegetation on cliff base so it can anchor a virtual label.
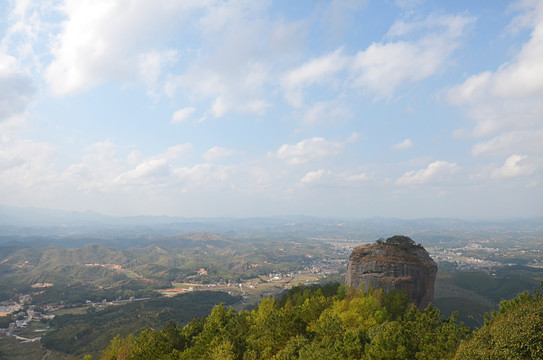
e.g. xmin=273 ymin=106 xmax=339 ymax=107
xmin=99 ymin=284 xmax=469 ymax=360
xmin=454 ymin=287 xmax=543 ymax=360
xmin=97 ymin=283 xmax=543 ymax=360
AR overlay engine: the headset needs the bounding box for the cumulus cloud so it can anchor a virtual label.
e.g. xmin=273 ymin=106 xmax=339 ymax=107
xmin=282 ymin=48 xmax=347 ymax=89
xmin=276 ymin=137 xmax=344 ymax=165
xmin=320 ymin=0 xmax=368 ymax=41
xmin=447 ymin=0 xmax=543 ymax=157
xmin=113 ymin=143 xmax=192 ymax=186
xmin=138 ymin=50 xmax=178 ymax=94
xmin=392 ymin=138 xmax=414 ymax=150
xmin=471 ymin=129 xmax=543 ymax=157
xmin=60 ymin=141 xmax=192 ymax=192
xmin=0 ymin=54 xmax=35 ymax=122
xmin=396 ymin=160 xmax=459 ymax=185
xmin=300 ymin=99 xmax=354 ymax=125
xmin=299 ymin=169 xmax=371 ymax=186
xmin=351 ymin=14 xmax=474 ymax=98
xmin=202 ymin=146 xmax=237 ymax=162
xmin=168 ymin=61 xmax=273 ymax=119
xmin=13 ymin=0 xmax=474 ymax=125
xmin=394 ymin=0 xmax=422 ymax=9
xmin=343 ymin=172 xmax=371 ymax=182
xmin=171 ymin=107 xmax=197 ymax=123
xmin=63 ymin=140 xmax=123 ymax=191
xmin=162 ymin=144 xmax=193 ymax=159
xmin=114 ymin=158 xmax=170 ymax=185
xmin=491 ymin=154 xmax=535 ymax=179
xmin=0 ymin=135 xmax=63 ymax=209
xmin=45 ymin=0 xmax=203 ymax=95
xmin=0 ymin=135 xmax=57 ymax=185
xmin=300 ymin=169 xmax=325 ymax=184
xmin=282 ymin=48 xmax=348 ymax=107
xmin=165 ymin=1 xmax=304 ymax=118
xmin=280 ymin=12 xmax=474 ymax=113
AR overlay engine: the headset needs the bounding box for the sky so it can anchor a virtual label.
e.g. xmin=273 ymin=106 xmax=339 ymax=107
xmin=0 ymin=0 xmax=542 ymax=219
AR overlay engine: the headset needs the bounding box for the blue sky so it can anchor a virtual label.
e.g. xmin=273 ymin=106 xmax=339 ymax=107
xmin=0 ymin=0 xmax=541 ymax=218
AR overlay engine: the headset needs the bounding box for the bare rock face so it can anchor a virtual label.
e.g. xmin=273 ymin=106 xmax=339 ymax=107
xmin=345 ymin=236 xmax=437 ymax=309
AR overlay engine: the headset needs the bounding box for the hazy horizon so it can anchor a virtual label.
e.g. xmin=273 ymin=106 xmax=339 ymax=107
xmin=2 ymin=204 xmax=541 ymax=224
xmin=1 ymin=1 xmax=542 ymax=219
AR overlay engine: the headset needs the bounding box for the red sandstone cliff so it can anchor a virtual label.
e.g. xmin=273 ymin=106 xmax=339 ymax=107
xmin=345 ymin=236 xmax=437 ymax=309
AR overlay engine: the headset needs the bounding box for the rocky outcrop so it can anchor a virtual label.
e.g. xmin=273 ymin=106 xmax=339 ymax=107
xmin=345 ymin=236 xmax=437 ymax=309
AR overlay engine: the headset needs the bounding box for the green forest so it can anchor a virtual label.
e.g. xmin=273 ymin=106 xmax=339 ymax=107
xmin=40 ymin=291 xmax=241 ymax=357
xmin=97 ymin=283 xmax=543 ymax=360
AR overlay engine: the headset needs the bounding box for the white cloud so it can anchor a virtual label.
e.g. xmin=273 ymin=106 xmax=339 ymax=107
xmin=300 ymin=169 xmax=325 ymax=184
xmin=396 ymin=160 xmax=459 ymax=185
xmin=321 ymin=0 xmax=368 ymax=41
xmin=491 ymin=154 xmax=535 ymax=179
xmin=447 ymin=71 xmax=493 ymax=106
xmin=394 ymin=0 xmax=422 ymax=9
xmin=472 ymin=129 xmax=543 ymax=157
xmin=138 ymin=50 xmax=178 ymax=95
xmin=282 ymin=48 xmax=347 ymax=89
xmin=351 ymin=14 xmax=474 ymax=98
xmin=63 ymin=141 xmax=192 ymax=191
xmin=276 ymin=137 xmax=344 ymax=165
xmin=126 ymin=150 xmax=142 ymax=166
xmin=1 ymin=1 xmax=47 ymax=65
xmin=202 ymin=146 xmax=237 ymax=162
xmin=299 ymin=169 xmax=371 ymax=186
xmin=392 ymin=138 xmax=414 ymax=150
xmin=163 ymin=144 xmax=193 ymax=159
xmin=171 ymin=60 xmax=273 ymax=119
xmin=386 ymin=13 xmax=472 ymax=38
xmin=210 ymin=96 xmax=228 ymax=118
xmin=198 ymin=1 xmax=268 ymax=33
xmin=173 ymin=163 xmax=229 ymax=186
xmin=63 ymin=140 xmax=123 ymax=191
xmin=114 ymin=158 xmax=170 ymax=185
xmin=165 ymin=2 xmax=306 ymax=118
xmin=343 ymin=172 xmax=371 ymax=182
xmin=0 ymin=135 xmax=65 ymax=209
xmin=114 ymin=143 xmax=192 ymax=185
xmin=33 ymin=0 xmax=303 ymax=118
xmin=171 ymin=107 xmax=197 ymax=123
xmin=0 ymin=131 xmax=229 ymax=209
xmin=0 ymin=135 xmax=57 ymax=185
xmin=44 ymin=0 xmax=203 ymax=95
xmin=447 ymin=0 xmax=543 ymax=157
xmin=279 ymin=12 xmax=474 ymax=110
xmin=280 ymin=48 xmax=348 ymax=108
xmin=301 ymin=99 xmax=353 ymax=125
xmin=245 ymin=100 xmax=270 ymax=116
xmin=346 ymin=132 xmax=362 ymax=143
xmin=167 ymin=50 xmax=273 ymax=119
xmin=0 ymin=54 xmax=35 ymax=122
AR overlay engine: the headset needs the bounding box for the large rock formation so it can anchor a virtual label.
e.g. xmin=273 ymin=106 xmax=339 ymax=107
xmin=345 ymin=236 xmax=437 ymax=309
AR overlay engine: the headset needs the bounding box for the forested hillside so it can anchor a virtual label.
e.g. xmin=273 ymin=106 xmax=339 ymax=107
xmin=98 ymin=283 xmax=543 ymax=360
xmin=42 ymin=291 xmax=241 ymax=358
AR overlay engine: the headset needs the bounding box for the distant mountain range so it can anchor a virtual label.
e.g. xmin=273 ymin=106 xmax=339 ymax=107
xmin=0 ymin=205 xmax=542 ymax=248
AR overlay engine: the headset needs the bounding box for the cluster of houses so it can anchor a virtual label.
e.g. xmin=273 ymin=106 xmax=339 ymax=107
xmin=0 ymin=297 xmax=55 ymax=340
xmin=0 ymin=299 xmax=22 ymax=316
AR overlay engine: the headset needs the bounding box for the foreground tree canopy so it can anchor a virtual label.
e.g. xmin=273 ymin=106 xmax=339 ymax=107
xmin=454 ymin=286 xmax=543 ymax=360
xmin=98 ymin=283 xmax=543 ymax=360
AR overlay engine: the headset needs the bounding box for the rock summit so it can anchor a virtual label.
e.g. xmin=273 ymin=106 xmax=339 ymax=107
xmin=345 ymin=235 xmax=437 ymax=309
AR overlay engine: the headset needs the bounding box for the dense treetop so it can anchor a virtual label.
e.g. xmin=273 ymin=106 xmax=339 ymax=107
xmin=375 ymin=235 xmax=422 ymax=250
xmin=99 ymin=284 xmax=467 ymax=360
xmin=97 ymin=282 xmax=543 ymax=360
